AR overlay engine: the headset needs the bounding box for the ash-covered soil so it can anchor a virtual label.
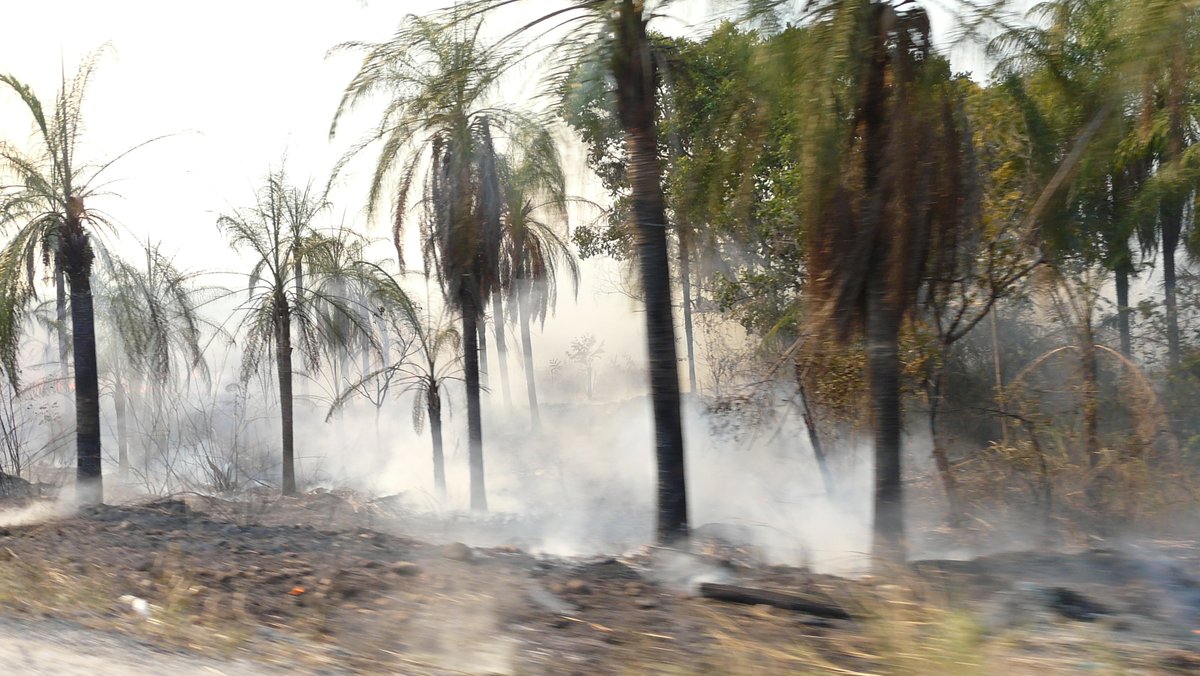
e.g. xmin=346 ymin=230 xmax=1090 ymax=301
xmin=0 ymin=491 xmax=1198 ymax=674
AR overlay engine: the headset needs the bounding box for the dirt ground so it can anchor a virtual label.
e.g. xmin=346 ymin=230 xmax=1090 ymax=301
xmin=0 ymin=490 xmax=1199 ymax=674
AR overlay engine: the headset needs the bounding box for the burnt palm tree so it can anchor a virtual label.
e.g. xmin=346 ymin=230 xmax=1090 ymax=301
xmin=332 ymin=15 xmax=521 ymax=511
xmin=0 ymin=52 xmax=161 ymax=504
xmin=797 ymin=1 xmax=979 ymax=563
xmin=452 ymin=0 xmax=690 ymax=540
xmin=218 ymin=168 xmax=374 ymax=495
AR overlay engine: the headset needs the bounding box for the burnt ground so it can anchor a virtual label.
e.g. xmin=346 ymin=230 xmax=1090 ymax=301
xmin=0 ymin=491 xmax=1198 ymax=674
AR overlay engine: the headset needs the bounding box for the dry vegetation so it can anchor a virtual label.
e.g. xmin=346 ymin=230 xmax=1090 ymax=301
xmin=0 ymin=492 xmax=1198 ymax=674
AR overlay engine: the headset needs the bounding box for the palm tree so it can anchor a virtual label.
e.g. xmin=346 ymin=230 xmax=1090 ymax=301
xmin=794 ymin=1 xmax=979 ymax=563
xmin=218 ymin=168 xmax=374 ymax=495
xmin=329 ymin=264 xmax=460 ymax=495
xmin=332 ymin=14 xmax=522 ymax=511
xmin=1113 ymin=0 xmax=1200 ymax=368
xmin=499 ymin=124 xmax=579 ymax=428
xmin=0 ymin=52 xmax=160 ymax=505
xmin=94 ymin=242 xmax=211 ymax=481
xmin=452 ymin=0 xmax=691 ymax=540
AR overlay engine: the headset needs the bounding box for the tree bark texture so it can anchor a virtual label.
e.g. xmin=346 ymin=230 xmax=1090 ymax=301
xmin=274 ymin=291 xmax=297 ymax=495
xmin=614 ymin=0 xmax=689 ymax=543
xmin=462 ymin=291 xmax=487 ymax=511
xmin=866 ymin=274 xmax=904 ymax=563
xmin=66 ymin=258 xmax=102 ymax=505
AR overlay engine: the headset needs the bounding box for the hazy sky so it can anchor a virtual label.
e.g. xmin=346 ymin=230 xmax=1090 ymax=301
xmin=0 ymin=0 xmax=1017 ymax=368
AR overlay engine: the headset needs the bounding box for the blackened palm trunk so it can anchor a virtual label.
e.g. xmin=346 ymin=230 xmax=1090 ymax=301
xmin=275 ymin=293 xmax=297 ymax=495
xmin=66 ymin=259 xmax=102 ymax=505
xmin=428 ymin=381 xmax=446 ymax=496
xmin=1115 ymin=267 xmax=1132 ymax=357
xmin=462 ymin=294 xmax=487 ymax=511
xmin=492 ymin=294 xmax=513 ymax=407
xmin=517 ymin=279 xmax=541 ymax=429
xmin=866 ymin=274 xmax=904 ymax=563
xmin=115 ymin=379 xmax=129 ymax=481
xmin=614 ymin=0 xmax=689 ymax=543
xmin=1162 ymin=221 xmax=1181 ymax=367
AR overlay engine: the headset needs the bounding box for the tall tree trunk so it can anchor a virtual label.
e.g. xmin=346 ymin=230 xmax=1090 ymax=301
xmin=1115 ymin=267 xmax=1132 ymax=357
xmin=866 ymin=275 xmax=904 ymax=563
xmin=1163 ymin=46 xmax=1186 ymax=369
xmin=275 ymin=293 xmax=297 ymax=496
xmin=1162 ymin=225 xmax=1181 ymax=367
xmin=678 ymin=228 xmax=698 ymax=395
xmin=517 ymin=279 xmax=541 ymax=429
xmin=477 ymin=319 xmax=490 ymax=392
xmin=55 ymin=261 xmax=69 ymax=376
xmin=991 ymin=308 xmax=1010 ymax=447
xmin=1080 ymin=323 xmax=1102 ymax=513
xmin=927 ymin=371 xmax=962 ymax=528
xmin=428 ymin=382 xmax=446 ymax=497
xmin=796 ymin=374 xmax=834 ymax=496
xmin=462 ymin=293 xmax=487 ymax=511
xmin=66 ymin=259 xmax=102 ymax=505
xmin=492 ymin=293 xmax=513 ymax=408
xmin=115 ymin=379 xmax=129 ymax=482
xmin=614 ymin=0 xmax=689 ymax=543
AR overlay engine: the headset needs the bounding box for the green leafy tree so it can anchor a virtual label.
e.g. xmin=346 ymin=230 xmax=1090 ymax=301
xmin=1116 ymin=0 xmax=1200 ymax=368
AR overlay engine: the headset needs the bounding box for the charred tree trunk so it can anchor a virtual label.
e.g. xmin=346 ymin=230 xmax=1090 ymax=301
xmin=614 ymin=0 xmax=689 ymax=543
xmin=866 ymin=276 xmax=904 ymax=563
xmin=492 ymin=293 xmax=512 ymax=408
xmin=115 ymin=379 xmax=129 ymax=481
xmin=275 ymin=291 xmax=297 ymax=496
xmin=64 ymin=237 xmax=102 ymax=505
xmin=517 ymin=278 xmax=541 ymax=430
xmin=462 ymin=291 xmax=487 ymax=511
xmin=1115 ymin=267 xmax=1132 ymax=357
xmin=1162 ymin=219 xmax=1181 ymax=368
xmin=428 ymin=381 xmax=446 ymax=497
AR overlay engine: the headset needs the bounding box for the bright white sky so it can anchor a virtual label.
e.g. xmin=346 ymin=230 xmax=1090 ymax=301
xmin=0 ymin=0 xmax=1009 ymax=370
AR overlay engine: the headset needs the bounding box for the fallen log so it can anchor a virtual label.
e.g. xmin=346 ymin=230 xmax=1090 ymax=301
xmin=698 ymin=582 xmax=852 ymax=620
